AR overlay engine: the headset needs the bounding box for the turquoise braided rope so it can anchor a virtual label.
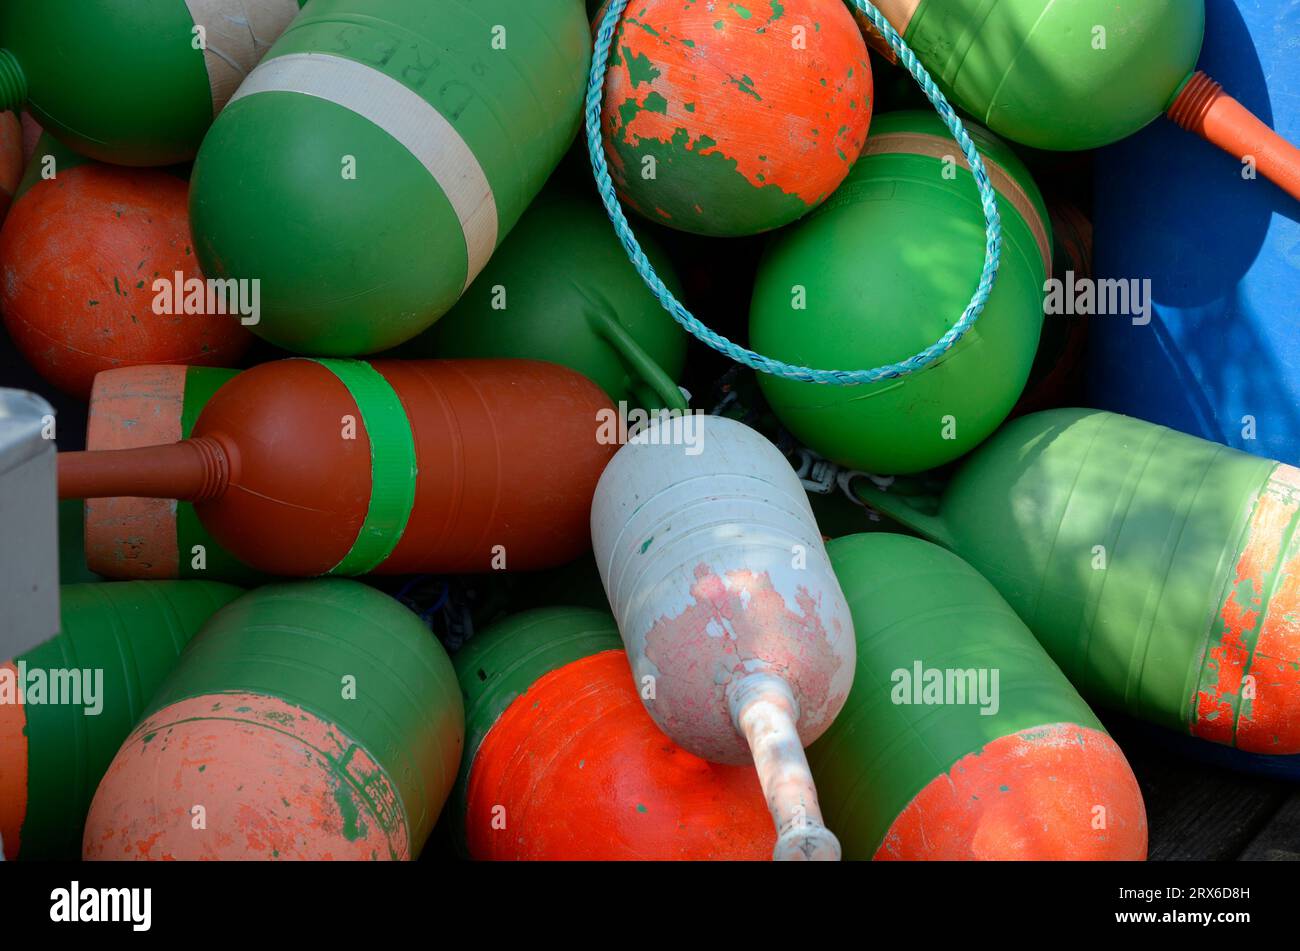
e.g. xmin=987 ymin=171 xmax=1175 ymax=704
xmin=585 ymin=0 xmax=1004 ymax=385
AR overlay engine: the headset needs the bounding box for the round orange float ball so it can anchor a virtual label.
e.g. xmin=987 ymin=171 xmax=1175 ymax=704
xmin=0 ymin=164 xmax=252 ymax=398
xmin=599 ymin=0 xmax=873 ymax=236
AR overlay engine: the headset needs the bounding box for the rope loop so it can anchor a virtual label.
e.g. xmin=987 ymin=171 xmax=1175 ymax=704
xmin=585 ymin=0 xmax=1004 ymax=385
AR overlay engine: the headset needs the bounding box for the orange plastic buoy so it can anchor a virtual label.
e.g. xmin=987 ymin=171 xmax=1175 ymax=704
xmin=58 ymin=358 xmax=616 ymax=576
xmin=598 ymin=0 xmax=873 ymax=236
xmin=455 ymin=608 xmax=774 ymax=860
xmin=0 ymin=158 xmax=252 ymax=397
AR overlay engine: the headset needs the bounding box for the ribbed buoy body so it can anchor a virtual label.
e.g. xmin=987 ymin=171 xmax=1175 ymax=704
xmin=869 ymin=0 xmax=1204 ymax=151
xmin=1 ymin=581 xmax=241 ymax=859
xmin=599 ymin=0 xmax=873 ymax=236
xmin=592 ymin=415 xmax=855 ymax=859
xmin=0 ymin=111 xmax=22 ymax=220
xmin=59 ymin=358 xmax=616 ymax=577
xmin=83 ymin=581 xmax=463 ymax=860
xmin=1090 ymin=0 xmax=1300 ymax=462
xmin=0 ymin=142 xmax=252 ymax=398
xmin=857 ymin=409 xmax=1300 ymax=755
xmin=85 ymin=365 xmax=259 ymax=582
xmin=0 ymin=1 xmax=304 ymax=165
xmin=190 ymin=0 xmax=590 ymax=355
xmin=454 ymin=607 xmax=775 ymax=860
xmin=751 ymin=111 xmax=1050 ymax=474
xmin=402 ymin=186 xmax=689 ymax=411
xmin=813 ymin=534 xmax=1147 ymax=860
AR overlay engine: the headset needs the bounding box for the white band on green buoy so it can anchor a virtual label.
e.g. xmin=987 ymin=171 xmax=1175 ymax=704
xmin=230 ymin=51 xmax=499 ymax=291
xmin=186 ymin=0 xmax=302 ymax=113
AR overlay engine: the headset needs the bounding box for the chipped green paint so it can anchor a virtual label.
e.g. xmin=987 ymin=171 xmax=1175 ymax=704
xmin=730 ymin=3 xmax=752 ymax=18
xmin=639 ymin=536 xmax=654 ymax=554
xmin=623 ymin=46 xmax=660 ymax=88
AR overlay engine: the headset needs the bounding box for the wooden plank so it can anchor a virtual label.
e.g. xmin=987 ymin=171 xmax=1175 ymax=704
xmin=1238 ymin=793 xmax=1300 ymax=861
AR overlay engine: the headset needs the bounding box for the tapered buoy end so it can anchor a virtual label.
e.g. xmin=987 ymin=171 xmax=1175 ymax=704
xmin=1169 ymin=71 xmax=1300 ymax=203
xmin=0 ymin=51 xmax=26 ymax=114
xmin=58 ymin=438 xmax=230 ymax=503
xmin=773 ymin=822 xmax=841 ymax=862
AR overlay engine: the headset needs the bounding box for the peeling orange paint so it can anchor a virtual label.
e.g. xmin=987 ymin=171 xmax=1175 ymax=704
xmin=0 ymin=661 xmax=28 ymax=860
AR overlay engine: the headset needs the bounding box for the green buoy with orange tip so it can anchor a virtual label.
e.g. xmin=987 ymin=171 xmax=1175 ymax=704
xmin=863 ymin=0 xmax=1300 ymax=201
xmin=598 ymin=0 xmax=874 ymax=236
xmin=1 ymin=581 xmax=242 ymax=860
xmin=83 ymin=364 xmax=264 ymax=583
xmin=454 ymin=607 xmax=775 ymax=860
xmin=0 ymin=135 xmax=253 ymax=399
xmin=750 ymin=110 xmax=1049 ymax=475
xmin=190 ymin=0 xmax=590 ymax=356
xmin=856 ymin=409 xmax=1300 ymax=755
xmin=399 ymin=186 xmax=689 ymax=411
xmin=0 ymin=1 xmax=304 ymax=166
xmin=57 ymin=358 xmax=616 ymax=577
xmin=812 ymin=534 xmax=1147 ymax=860
xmin=83 ymin=580 xmax=462 ymax=860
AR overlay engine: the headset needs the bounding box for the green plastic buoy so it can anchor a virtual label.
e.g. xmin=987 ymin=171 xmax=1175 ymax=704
xmin=1 ymin=581 xmax=242 ymax=859
xmin=751 ymin=110 xmax=1050 ymax=474
xmin=400 ymin=185 xmax=689 ymax=411
xmin=856 ymin=409 xmax=1300 ymax=755
xmin=190 ymin=0 xmax=591 ymax=356
xmin=0 ymin=1 xmax=305 ymax=166
xmin=811 ymin=534 xmax=1147 ymax=860
xmin=83 ymin=581 xmax=464 ymax=860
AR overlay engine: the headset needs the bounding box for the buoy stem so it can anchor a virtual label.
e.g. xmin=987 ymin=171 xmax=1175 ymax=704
xmin=0 ymin=49 xmax=26 ymax=113
xmin=58 ymin=437 xmax=231 ymax=502
xmin=1168 ymin=71 xmax=1300 ymax=203
xmin=730 ymin=673 xmax=841 ymax=861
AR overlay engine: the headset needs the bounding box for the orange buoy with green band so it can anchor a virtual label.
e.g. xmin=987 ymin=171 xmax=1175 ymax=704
xmin=83 ymin=580 xmax=463 ymax=861
xmin=454 ymin=607 xmax=775 ymax=860
xmin=0 ymin=134 xmax=253 ymax=399
xmin=811 ymin=533 xmax=1147 ymax=860
xmin=598 ymin=0 xmax=874 ymax=236
xmin=1 ymin=581 xmax=242 ymax=860
xmin=190 ymin=0 xmax=591 ymax=355
xmin=750 ymin=110 xmax=1049 ymax=475
xmin=0 ymin=1 xmax=305 ymax=166
xmin=84 ymin=364 xmax=265 ymax=583
xmin=58 ymin=358 xmax=616 ymax=577
xmin=855 ymin=409 xmax=1300 ymax=756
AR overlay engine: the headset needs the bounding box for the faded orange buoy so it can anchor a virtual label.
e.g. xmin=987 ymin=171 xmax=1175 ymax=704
xmin=83 ymin=581 xmax=463 ymax=861
xmin=0 ymin=143 xmax=251 ymax=397
xmin=599 ymin=0 xmax=873 ymax=235
xmin=455 ymin=608 xmax=775 ymax=860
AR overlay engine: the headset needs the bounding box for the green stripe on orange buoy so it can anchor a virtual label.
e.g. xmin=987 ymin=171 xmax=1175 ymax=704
xmin=83 ymin=581 xmax=463 ymax=860
xmin=454 ymin=610 xmax=774 ymax=860
xmin=1 ymin=581 xmax=242 ymax=860
xmin=811 ymin=533 xmax=1147 ymax=860
xmin=309 ymin=359 xmax=418 ymax=576
xmin=1196 ymin=463 xmax=1300 ymax=751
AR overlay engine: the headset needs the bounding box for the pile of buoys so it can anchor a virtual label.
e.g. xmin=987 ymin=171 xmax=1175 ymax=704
xmin=58 ymin=359 xmax=616 ymax=576
xmin=83 ymin=364 xmax=256 ymax=582
xmin=400 ymin=185 xmax=690 ymax=411
xmin=0 ymin=135 xmax=252 ymax=398
xmin=751 ymin=111 xmax=1049 ymax=474
xmin=592 ymin=415 xmax=855 ymax=860
xmin=189 ymin=0 xmax=592 ymax=355
xmin=83 ymin=581 xmax=462 ymax=860
xmin=1 ymin=581 xmax=241 ymax=859
xmin=0 ymin=1 xmax=305 ymax=166
xmin=813 ymin=533 xmax=1147 ymax=860
xmin=598 ymin=0 xmax=874 ymax=236
xmin=857 ymin=409 xmax=1300 ymax=755
xmin=453 ymin=607 xmax=774 ymax=859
